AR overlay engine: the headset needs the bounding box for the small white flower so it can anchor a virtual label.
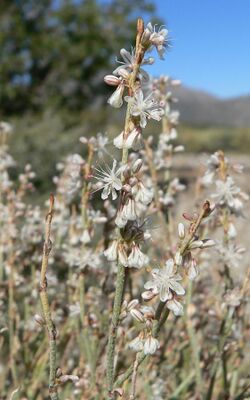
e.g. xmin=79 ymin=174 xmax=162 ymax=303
xmin=125 ymin=90 xmax=164 ymax=128
xmin=228 ymin=222 xmax=237 ymax=239
xmin=91 ymin=132 xmax=110 ymax=158
xmin=113 ymin=48 xmax=154 ymax=80
xmin=93 ymin=160 xmax=123 ymax=201
xmin=144 ymin=259 xmax=185 ymax=302
xmin=122 ymin=198 xmax=137 ymax=221
xmin=144 ymin=335 xmax=160 ymax=355
xmin=103 ymin=240 xmax=118 ymax=261
xmin=212 ymin=177 xmax=241 ymax=210
xmin=132 ymin=182 xmax=153 ymax=205
xmin=34 ymin=314 xmax=45 ymax=326
xmin=143 ymin=23 xmax=169 ymax=59
xmin=129 ymin=131 xmax=142 ymax=151
xmin=129 ymin=335 xmax=144 ymax=352
xmin=217 ymin=242 xmax=245 ymax=268
xmin=80 ymin=229 xmax=91 ymax=244
xmin=107 ymin=84 xmax=125 ymax=108
xmin=118 ymin=245 xmax=128 ymax=267
xmin=115 ymin=209 xmax=128 ymax=228
xmin=167 ymin=110 xmax=180 ymax=125
xmin=201 ymin=171 xmax=215 ymax=186
xmin=187 ymin=259 xmax=199 ymax=280
xmin=178 ymin=223 xmax=185 ymax=239
xmin=166 ymin=298 xmax=183 ymax=316
xmin=113 ymin=128 xmax=140 ymax=150
xmin=128 ymin=245 xmax=149 ymax=269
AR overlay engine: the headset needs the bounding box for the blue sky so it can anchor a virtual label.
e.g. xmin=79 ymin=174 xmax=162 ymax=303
xmin=148 ymin=0 xmax=250 ymax=98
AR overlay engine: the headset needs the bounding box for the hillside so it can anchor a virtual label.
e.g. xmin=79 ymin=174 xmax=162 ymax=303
xmin=174 ymin=86 xmax=250 ymax=127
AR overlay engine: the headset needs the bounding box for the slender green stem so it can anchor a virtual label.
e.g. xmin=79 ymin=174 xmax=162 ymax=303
xmin=129 ymin=352 xmax=140 ymax=399
xmin=106 ymin=263 xmax=126 ymax=397
xmin=230 ymin=370 xmax=239 ymax=398
xmin=185 ymin=281 xmax=203 ymax=396
xmin=39 ymin=194 xmax=59 ymax=400
xmin=170 ymin=371 xmax=195 ymax=399
xmin=205 ymin=310 xmax=233 ymax=400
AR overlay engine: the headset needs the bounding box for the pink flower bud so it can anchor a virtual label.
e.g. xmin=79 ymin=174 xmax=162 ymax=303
xmin=132 ymin=158 xmax=143 ymax=173
xmin=104 ymin=74 xmax=120 ymax=86
xmin=142 ymin=291 xmax=155 ymax=301
xmin=130 ymin=308 xmax=144 ymax=323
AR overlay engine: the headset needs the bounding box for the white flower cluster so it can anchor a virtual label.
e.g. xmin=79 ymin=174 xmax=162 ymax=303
xmin=143 ymin=259 xmax=184 ymax=314
xmin=142 ymin=76 xmax=186 ymax=214
xmin=54 ymin=154 xmax=85 ymax=204
xmin=202 ymin=151 xmax=248 ymax=215
xmin=100 ymin=158 xmax=154 ymax=268
xmin=126 ymin=304 xmax=161 ymax=355
xmin=201 ymin=151 xmax=248 ymax=270
xmin=104 ymin=27 xmax=168 ymax=151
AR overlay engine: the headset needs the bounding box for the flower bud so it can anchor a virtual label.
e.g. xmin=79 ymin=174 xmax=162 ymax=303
xmin=132 ymin=159 xmax=143 ymax=173
xmin=127 ymin=299 xmax=139 ymax=311
xmin=201 ymin=239 xmax=215 ymax=248
xmin=130 ymin=308 xmax=144 ymax=323
xmin=122 ymin=184 xmax=131 ymax=193
xmin=123 ymin=165 xmax=131 ymax=179
xmin=117 ymin=68 xmax=129 ymax=79
xmin=104 ymin=74 xmax=120 ymax=86
xmin=79 ymin=136 xmax=88 ymax=144
xmin=141 ymin=290 xmax=155 ymax=301
xmin=189 ymin=240 xmax=203 ymax=249
xmin=56 ymin=368 xmax=63 ymax=378
xmin=144 ymin=335 xmax=160 ymax=355
xmin=34 ymin=314 xmax=45 ymax=326
xmin=128 ymin=177 xmax=138 ymax=187
xmin=178 ymin=223 xmax=185 ymax=239
xmin=188 ymin=259 xmax=199 ymax=280
xmin=175 ymin=251 xmax=182 ymax=266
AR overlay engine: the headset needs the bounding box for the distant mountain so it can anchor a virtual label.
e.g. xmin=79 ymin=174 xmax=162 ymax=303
xmin=173 ymin=86 xmax=250 ymax=127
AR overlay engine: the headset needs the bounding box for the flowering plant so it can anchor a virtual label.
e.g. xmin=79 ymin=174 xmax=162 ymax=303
xmin=0 ymin=18 xmax=249 ymax=400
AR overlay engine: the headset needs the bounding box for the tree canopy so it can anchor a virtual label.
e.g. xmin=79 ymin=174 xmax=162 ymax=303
xmin=0 ymin=0 xmax=159 ymax=115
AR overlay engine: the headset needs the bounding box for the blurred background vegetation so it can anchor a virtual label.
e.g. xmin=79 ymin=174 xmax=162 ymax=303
xmin=1 ymin=0 xmax=250 ymax=193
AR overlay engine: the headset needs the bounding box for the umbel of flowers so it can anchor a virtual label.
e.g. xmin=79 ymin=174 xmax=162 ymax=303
xmin=95 ymin=19 xmax=216 ymax=398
